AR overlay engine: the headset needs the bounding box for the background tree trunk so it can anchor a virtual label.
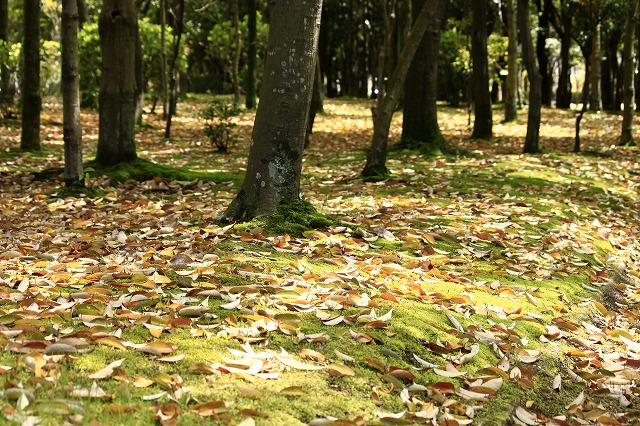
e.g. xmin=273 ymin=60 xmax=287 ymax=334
xmin=536 ymin=0 xmax=553 ymax=107
xmin=518 ymin=0 xmax=542 ymax=153
xmin=231 ymin=0 xmax=241 ymax=104
xmin=620 ymin=0 xmax=639 ymax=145
xmin=377 ymin=0 xmax=397 ymax=100
xmin=21 ymin=0 xmax=41 ymax=151
xmin=0 ymin=0 xmax=9 ymax=112
xmin=164 ymin=0 xmax=184 ymax=138
xmin=245 ymin=0 xmax=257 ymax=109
xmin=222 ymin=0 xmax=323 ymax=221
xmin=134 ymin=28 xmax=144 ymax=125
xmin=62 ymin=0 xmax=84 ymax=187
xmin=401 ymin=0 xmax=449 ymax=151
xmin=77 ymin=0 xmax=88 ymax=27
xmin=471 ymin=0 xmax=492 ymax=140
xmin=589 ymin=21 xmax=602 ymax=110
xmin=96 ymin=0 xmax=138 ymax=166
xmin=555 ymin=7 xmax=573 ymax=109
xmin=362 ymin=1 xmax=437 ymax=177
xmin=305 ymin=52 xmax=324 ymax=149
xmin=160 ymin=0 xmax=168 ymax=118
xmin=504 ymin=0 xmax=518 ymax=121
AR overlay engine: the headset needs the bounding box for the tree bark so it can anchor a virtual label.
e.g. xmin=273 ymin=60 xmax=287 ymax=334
xmin=518 ymin=0 xmax=542 ymax=154
xmin=361 ymin=1 xmax=438 ymax=177
xmin=504 ymin=0 xmax=518 ymax=121
xmin=222 ymin=0 xmax=323 ymax=221
xmin=231 ymin=0 xmax=241 ymax=104
xmin=164 ymin=0 xmax=184 ymax=138
xmin=245 ymin=0 xmax=257 ymax=109
xmin=0 ymin=0 xmax=9 ymax=110
xmin=401 ymin=0 xmax=449 ymax=152
xmin=21 ymin=0 xmax=41 ymax=151
xmin=96 ymin=0 xmax=138 ymax=166
xmin=620 ymin=0 xmax=639 ymax=145
xmin=471 ymin=0 xmax=492 ymax=140
xmin=589 ymin=20 xmax=602 ymax=110
xmin=62 ymin=0 xmax=84 ymax=187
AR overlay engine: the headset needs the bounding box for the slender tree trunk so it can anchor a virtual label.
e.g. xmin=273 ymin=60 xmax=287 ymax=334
xmin=96 ymin=0 xmax=138 ymax=166
xmin=536 ymin=0 xmax=553 ymax=106
xmin=471 ymin=0 xmax=492 ymax=139
xmin=620 ymin=0 xmax=639 ymax=145
xmin=62 ymin=0 xmax=84 ymax=187
xmin=518 ymin=0 xmax=542 ymax=154
xmin=305 ymin=52 xmax=324 ymax=149
xmin=222 ymin=0 xmax=323 ymax=221
xmin=21 ymin=0 xmax=41 ymax=151
xmin=231 ymin=0 xmax=241 ymax=104
xmin=361 ymin=1 xmax=438 ymax=177
xmin=589 ymin=21 xmax=602 ymax=111
xmin=504 ymin=0 xmax=518 ymax=121
xmin=575 ymin=42 xmax=592 ymax=153
xmin=0 ymin=0 xmax=9 ymax=111
xmin=134 ymin=28 xmax=144 ymax=125
xmin=245 ymin=0 xmax=257 ymax=109
xmin=164 ymin=0 xmax=184 ymax=138
xmin=160 ymin=0 xmax=168 ymax=118
xmin=77 ymin=0 xmax=88 ymax=27
xmin=556 ymin=9 xmax=572 ymax=109
xmin=378 ymin=0 xmax=397 ymax=100
xmin=401 ymin=0 xmax=449 ymax=151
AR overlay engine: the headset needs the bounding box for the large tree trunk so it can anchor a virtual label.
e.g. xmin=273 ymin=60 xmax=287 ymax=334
xmin=361 ymin=1 xmax=437 ymax=177
xmin=231 ymin=0 xmax=241 ymax=104
xmin=222 ymin=0 xmax=323 ymax=221
xmin=620 ymin=0 xmax=639 ymax=145
xmin=589 ymin=20 xmax=603 ymax=110
xmin=21 ymin=0 xmax=41 ymax=151
xmin=401 ymin=0 xmax=449 ymax=151
xmin=518 ymin=0 xmax=542 ymax=154
xmin=471 ymin=0 xmax=492 ymax=140
xmin=555 ymin=7 xmax=572 ymax=109
xmin=245 ymin=0 xmax=257 ymax=109
xmin=0 ymin=0 xmax=9 ymax=111
xmin=96 ymin=0 xmax=138 ymax=166
xmin=164 ymin=0 xmax=184 ymax=138
xmin=504 ymin=0 xmax=518 ymax=121
xmin=62 ymin=0 xmax=84 ymax=187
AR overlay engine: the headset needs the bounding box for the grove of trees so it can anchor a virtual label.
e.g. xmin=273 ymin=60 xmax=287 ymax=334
xmin=0 ymin=0 xmax=639 ymax=217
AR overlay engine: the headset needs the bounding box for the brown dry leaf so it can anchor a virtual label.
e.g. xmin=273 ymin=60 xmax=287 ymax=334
xmin=89 ymin=358 xmax=125 ymax=380
xmin=133 ymin=376 xmax=155 ymax=388
xmin=238 ymin=386 xmax=264 ymax=399
xmin=327 ymin=363 xmax=355 ymax=377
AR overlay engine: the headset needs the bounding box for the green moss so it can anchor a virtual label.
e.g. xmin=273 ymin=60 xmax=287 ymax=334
xmin=264 ymin=200 xmax=334 ymax=236
xmin=86 ymin=157 xmax=242 ymax=186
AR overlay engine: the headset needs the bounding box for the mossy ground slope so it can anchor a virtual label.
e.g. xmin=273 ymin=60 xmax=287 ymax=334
xmin=0 ymin=100 xmax=639 ymax=425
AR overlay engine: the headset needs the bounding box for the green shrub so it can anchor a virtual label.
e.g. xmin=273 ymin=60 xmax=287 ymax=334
xmin=202 ymin=100 xmax=242 ymax=152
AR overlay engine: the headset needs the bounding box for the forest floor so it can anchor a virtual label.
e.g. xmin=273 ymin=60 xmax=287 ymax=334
xmin=0 ymin=98 xmax=639 ymax=425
